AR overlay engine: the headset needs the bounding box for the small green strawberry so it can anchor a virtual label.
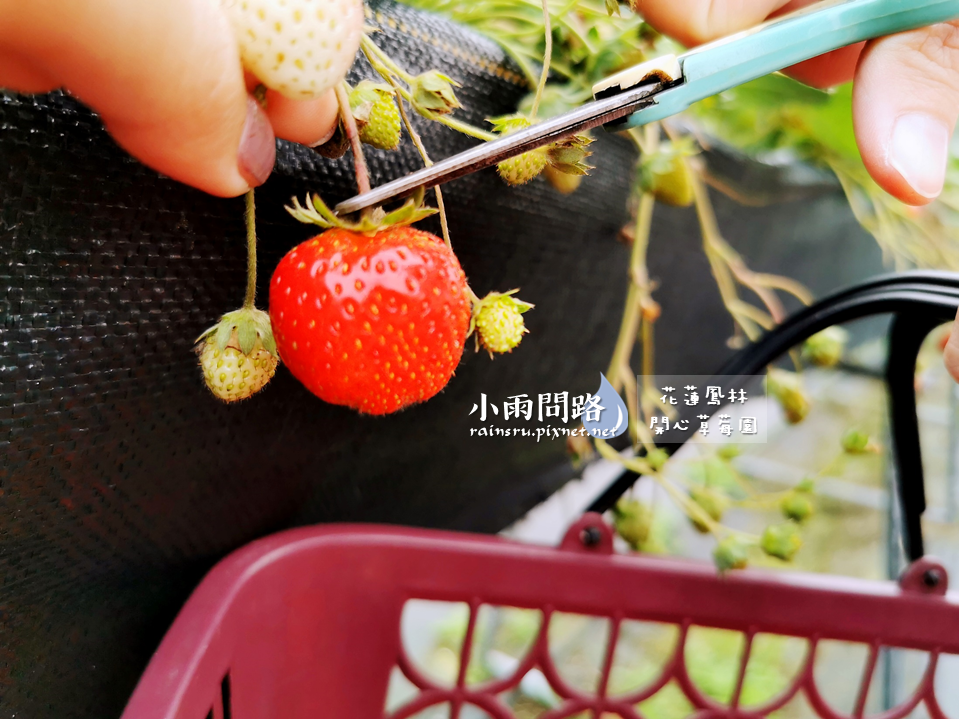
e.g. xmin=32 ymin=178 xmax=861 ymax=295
xmin=713 ymin=536 xmax=750 ymax=572
xmin=490 ymin=115 xmax=546 ymax=185
xmin=841 ymin=428 xmax=871 ymax=454
xmin=647 ymin=447 xmax=669 ymax=471
xmin=544 ymin=165 xmax=583 ymax=194
xmin=689 ymin=485 xmax=726 ymax=533
xmin=796 ymin=477 xmax=815 ymax=493
xmin=717 ymin=445 xmax=741 ymax=461
xmin=761 ymin=523 xmax=802 ymax=561
xmin=781 ymin=492 xmax=814 ymax=523
xmin=767 ymin=368 xmax=810 ymax=424
xmin=196 ymin=307 xmax=279 ymax=402
xmin=470 ymin=290 xmax=534 ymax=356
xmin=349 ymin=81 xmax=401 ymax=151
xmin=802 ymin=327 xmax=848 ymax=368
xmin=613 ymin=498 xmax=652 ymax=549
xmin=638 ymin=138 xmax=698 ymax=207
xmin=497 ymin=149 xmax=549 ymax=185
xmin=490 ymin=115 xmax=592 ymax=186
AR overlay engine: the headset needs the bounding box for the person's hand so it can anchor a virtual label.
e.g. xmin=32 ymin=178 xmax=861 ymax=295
xmin=0 ymin=0 xmax=353 ymax=197
xmin=633 ymin=0 xmax=959 ymax=381
xmin=633 ymin=0 xmax=959 ymax=206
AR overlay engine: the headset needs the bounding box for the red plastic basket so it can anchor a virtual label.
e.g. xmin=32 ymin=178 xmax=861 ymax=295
xmin=121 ymin=514 xmax=959 ymax=719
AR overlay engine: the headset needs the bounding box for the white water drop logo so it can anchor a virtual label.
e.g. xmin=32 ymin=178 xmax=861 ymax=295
xmin=581 ymin=373 xmax=629 ymax=439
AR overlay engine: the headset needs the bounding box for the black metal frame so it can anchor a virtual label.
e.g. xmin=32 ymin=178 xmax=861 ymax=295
xmin=587 ymin=271 xmax=959 ymax=562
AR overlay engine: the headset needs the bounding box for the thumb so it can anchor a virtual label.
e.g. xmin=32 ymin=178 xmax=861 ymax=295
xmin=631 ymin=0 xmax=791 ymax=46
xmin=852 ymin=22 xmax=959 ymax=206
xmin=0 ymin=0 xmax=272 ymax=197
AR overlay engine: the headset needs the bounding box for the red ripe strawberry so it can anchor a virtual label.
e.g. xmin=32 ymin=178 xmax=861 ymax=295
xmin=269 ymin=226 xmax=471 ymax=415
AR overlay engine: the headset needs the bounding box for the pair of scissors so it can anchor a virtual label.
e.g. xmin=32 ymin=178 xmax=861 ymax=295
xmin=335 ymin=0 xmax=959 ymax=215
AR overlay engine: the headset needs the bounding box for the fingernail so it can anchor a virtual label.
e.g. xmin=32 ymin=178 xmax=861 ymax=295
xmin=238 ymin=96 xmax=276 ymax=187
xmin=889 ymin=112 xmax=950 ymax=199
xmin=309 ymin=121 xmax=338 ymax=148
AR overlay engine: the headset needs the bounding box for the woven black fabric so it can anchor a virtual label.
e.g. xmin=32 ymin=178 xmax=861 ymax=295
xmin=0 ymin=2 xmax=639 ymax=715
xmin=0 ymin=0 xmax=892 ymax=713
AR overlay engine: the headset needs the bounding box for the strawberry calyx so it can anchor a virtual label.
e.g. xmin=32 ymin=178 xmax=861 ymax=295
xmin=469 ymin=289 xmax=535 ymax=357
xmin=286 ymin=186 xmax=437 ymax=234
xmin=410 ymin=70 xmax=462 ymax=115
xmin=196 ymin=307 xmax=278 ymax=359
xmin=547 ymin=134 xmax=594 ymax=176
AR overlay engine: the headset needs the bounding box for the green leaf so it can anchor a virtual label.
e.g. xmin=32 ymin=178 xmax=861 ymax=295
xmin=310 ymin=193 xmax=343 ymax=225
xmin=285 ymin=195 xmax=337 ymax=228
xmin=215 ymin=319 xmax=234 ymax=352
xmin=237 ymin=319 xmax=256 ymax=356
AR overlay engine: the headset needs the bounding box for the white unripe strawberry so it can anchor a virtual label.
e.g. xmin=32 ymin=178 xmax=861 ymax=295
xmin=196 ymin=307 xmax=279 ymax=402
xmin=222 ymin=0 xmax=364 ymax=100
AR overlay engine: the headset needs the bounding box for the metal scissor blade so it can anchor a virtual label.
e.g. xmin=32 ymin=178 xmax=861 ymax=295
xmin=334 ymin=77 xmax=676 ymax=216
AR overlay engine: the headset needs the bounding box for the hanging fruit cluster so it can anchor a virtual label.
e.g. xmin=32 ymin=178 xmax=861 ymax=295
xmin=197 ymin=0 xmax=558 ymax=414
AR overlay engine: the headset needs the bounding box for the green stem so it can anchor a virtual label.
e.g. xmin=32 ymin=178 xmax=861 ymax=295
xmin=361 ymin=35 xmax=415 ymax=83
xmin=391 ymin=80 xmax=453 ymax=250
xmin=335 ymin=82 xmax=371 ymax=197
xmin=606 ymin=284 xmax=641 ymax=390
xmin=411 ymin=101 xmax=496 ymax=140
xmin=388 ymin=74 xmax=480 ymax=305
xmin=529 ymin=0 xmax=552 ymax=119
xmin=243 ymin=189 xmax=257 ymax=310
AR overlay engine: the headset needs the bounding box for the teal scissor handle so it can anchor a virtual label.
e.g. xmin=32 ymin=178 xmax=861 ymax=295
xmin=618 ymin=0 xmax=959 ymax=130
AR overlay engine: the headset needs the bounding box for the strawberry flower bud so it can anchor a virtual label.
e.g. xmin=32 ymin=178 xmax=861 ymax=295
xmin=613 ymin=498 xmax=652 ymax=549
xmin=761 ymin=523 xmax=802 ymax=561
xmin=802 ymin=327 xmax=848 ymax=368
xmin=781 ymin=492 xmax=814 ymax=523
xmin=547 ymin=134 xmax=594 ymax=176
xmin=713 ymin=536 xmax=750 ymax=572
xmin=411 ymin=71 xmax=462 ymax=115
xmin=717 ymin=445 xmax=741 ymax=460
xmin=841 ymin=428 xmax=871 ymax=453
xmin=688 ymin=485 xmax=726 ymax=532
xmin=767 ymin=368 xmax=810 ymax=424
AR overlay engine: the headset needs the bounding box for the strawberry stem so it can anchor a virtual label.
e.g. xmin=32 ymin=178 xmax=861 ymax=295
xmin=390 ymin=80 xmax=453 ymax=248
xmin=243 ymin=189 xmax=257 ymax=310
xmin=389 ymin=75 xmax=480 ymax=304
xmin=528 ymin=0 xmax=552 ymax=120
xmin=335 ymin=82 xmax=372 ymax=198
xmin=360 ymin=35 xmax=415 ymax=84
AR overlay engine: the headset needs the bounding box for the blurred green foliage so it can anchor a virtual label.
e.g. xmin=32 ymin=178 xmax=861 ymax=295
xmin=401 ymin=0 xmax=959 ymax=269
